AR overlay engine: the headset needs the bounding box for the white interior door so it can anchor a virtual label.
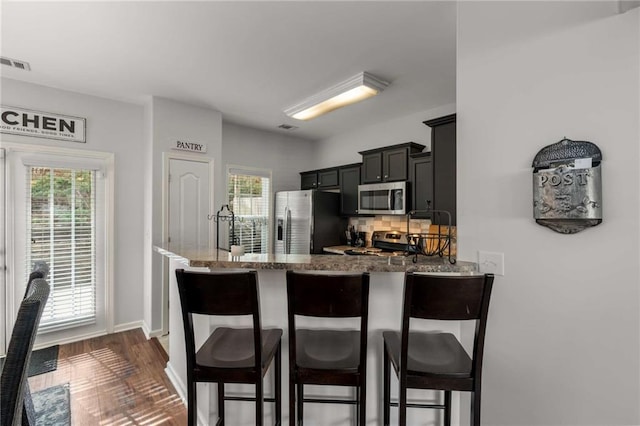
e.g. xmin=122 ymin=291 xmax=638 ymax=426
xmin=164 ymin=156 xmax=213 ymax=335
xmin=168 ymin=158 xmax=212 ymax=247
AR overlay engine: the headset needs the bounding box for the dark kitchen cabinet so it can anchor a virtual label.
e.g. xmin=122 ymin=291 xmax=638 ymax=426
xmin=300 ymin=167 xmax=339 ymax=190
xmin=359 ymin=142 xmax=425 ymax=184
xmin=409 ymin=152 xmax=433 ymax=217
xmin=423 ymin=114 xmax=456 ymax=225
xmin=339 ymin=163 xmax=361 ymax=216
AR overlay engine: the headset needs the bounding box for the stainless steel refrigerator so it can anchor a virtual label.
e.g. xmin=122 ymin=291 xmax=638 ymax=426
xmin=274 ymin=190 xmax=346 ymax=254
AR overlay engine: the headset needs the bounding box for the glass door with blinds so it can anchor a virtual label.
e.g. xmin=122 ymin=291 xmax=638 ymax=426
xmin=227 ymin=166 xmax=271 ymax=254
xmin=4 ymin=146 xmax=112 ymax=347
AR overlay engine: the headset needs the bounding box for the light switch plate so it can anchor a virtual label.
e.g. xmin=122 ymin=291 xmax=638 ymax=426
xmin=478 ymin=251 xmax=505 ymax=276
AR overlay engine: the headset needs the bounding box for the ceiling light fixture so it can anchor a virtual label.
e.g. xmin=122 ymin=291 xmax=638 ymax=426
xmin=284 ymin=72 xmax=389 ymax=121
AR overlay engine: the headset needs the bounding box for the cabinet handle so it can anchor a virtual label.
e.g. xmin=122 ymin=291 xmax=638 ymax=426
xmin=376 ymin=175 xmax=380 ymax=179
xmin=318 ymin=181 xmax=322 ymax=185
xmin=384 ymin=174 xmax=388 ymax=178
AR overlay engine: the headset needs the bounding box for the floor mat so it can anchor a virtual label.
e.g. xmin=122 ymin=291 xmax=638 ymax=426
xmin=0 ymin=345 xmax=59 ymax=377
xmin=32 ymin=383 xmax=71 ymax=426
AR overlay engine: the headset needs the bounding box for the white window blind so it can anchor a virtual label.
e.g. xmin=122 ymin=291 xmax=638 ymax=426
xmin=27 ymin=166 xmax=97 ymax=332
xmin=227 ymin=168 xmax=271 ymax=254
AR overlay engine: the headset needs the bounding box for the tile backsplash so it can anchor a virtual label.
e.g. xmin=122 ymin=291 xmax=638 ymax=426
xmin=348 ymin=216 xmax=431 ymax=240
xmin=348 ymin=215 xmax=457 ymax=255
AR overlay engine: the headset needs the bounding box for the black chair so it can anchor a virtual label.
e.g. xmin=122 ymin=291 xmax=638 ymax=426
xmin=286 ymin=270 xmax=370 ymax=425
xmin=175 ymin=269 xmax=282 ymax=426
xmin=0 ymin=278 xmax=50 ymax=426
xmin=383 ymin=273 xmax=494 ymax=426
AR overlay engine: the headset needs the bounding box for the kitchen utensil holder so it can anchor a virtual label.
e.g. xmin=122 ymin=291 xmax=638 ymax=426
xmin=405 ymin=209 xmax=456 ymax=264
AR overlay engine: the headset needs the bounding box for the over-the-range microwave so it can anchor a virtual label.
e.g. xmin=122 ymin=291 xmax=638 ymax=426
xmin=357 ymin=181 xmax=407 ymax=215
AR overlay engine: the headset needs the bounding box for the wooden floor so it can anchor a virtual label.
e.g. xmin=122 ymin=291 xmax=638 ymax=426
xmin=28 ymin=328 xmax=187 ymax=425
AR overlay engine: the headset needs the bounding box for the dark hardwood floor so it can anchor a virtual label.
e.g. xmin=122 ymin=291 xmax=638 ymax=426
xmin=28 ymin=328 xmax=187 ymax=425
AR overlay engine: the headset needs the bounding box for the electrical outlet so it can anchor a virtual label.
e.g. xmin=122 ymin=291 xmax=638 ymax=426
xmin=478 ymin=251 xmax=505 ymax=276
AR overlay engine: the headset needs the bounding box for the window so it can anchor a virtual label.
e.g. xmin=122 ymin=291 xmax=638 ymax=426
xmin=227 ymin=167 xmax=271 ymax=254
xmin=4 ymin=144 xmax=112 ymax=347
xmin=28 ymin=166 xmax=97 ymax=331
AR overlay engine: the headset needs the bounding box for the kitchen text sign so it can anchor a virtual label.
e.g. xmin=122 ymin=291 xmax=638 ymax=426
xmin=173 ymin=140 xmax=207 ymax=153
xmin=1 ymin=106 xmax=86 ymax=143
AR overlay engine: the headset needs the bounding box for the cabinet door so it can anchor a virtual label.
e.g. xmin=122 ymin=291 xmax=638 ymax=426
xmin=383 ymin=147 xmax=409 ymax=182
xmin=339 ymin=166 xmax=360 ymax=215
xmin=300 ymin=172 xmax=317 ymax=190
xmin=317 ymin=169 xmax=339 ymax=188
xmin=361 ymin=152 xmax=382 ymax=183
xmin=432 ymin=120 xmax=456 ymax=225
xmin=410 ymin=155 xmax=433 ymax=216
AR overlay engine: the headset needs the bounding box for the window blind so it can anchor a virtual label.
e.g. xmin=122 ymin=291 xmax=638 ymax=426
xmin=227 ymin=169 xmax=271 ymax=254
xmin=27 ymin=166 xmax=96 ymax=332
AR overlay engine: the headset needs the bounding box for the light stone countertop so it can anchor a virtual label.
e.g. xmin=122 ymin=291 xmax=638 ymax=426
xmin=155 ymin=243 xmax=477 ymax=273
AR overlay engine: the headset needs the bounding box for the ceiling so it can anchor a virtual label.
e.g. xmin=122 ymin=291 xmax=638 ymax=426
xmin=0 ymin=1 xmax=457 ymax=141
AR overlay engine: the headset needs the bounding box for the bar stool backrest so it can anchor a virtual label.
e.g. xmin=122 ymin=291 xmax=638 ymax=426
xmin=175 ymin=269 xmax=263 ymax=373
xmin=287 ymin=271 xmax=369 ymax=319
xmin=402 ymin=273 xmax=494 ymax=376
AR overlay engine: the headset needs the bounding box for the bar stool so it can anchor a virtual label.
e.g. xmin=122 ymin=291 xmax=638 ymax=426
xmin=286 ymin=270 xmax=370 ymax=426
xmin=383 ymin=272 xmax=494 ymax=426
xmin=175 ymin=269 xmax=283 ymax=426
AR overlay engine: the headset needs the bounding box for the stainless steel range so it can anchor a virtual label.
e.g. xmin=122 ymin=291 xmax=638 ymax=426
xmin=343 ymin=230 xmax=413 ymax=256
xmin=371 ymin=230 xmax=411 ymax=252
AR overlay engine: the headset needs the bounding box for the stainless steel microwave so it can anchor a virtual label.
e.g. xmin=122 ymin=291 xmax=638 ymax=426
xmin=358 ymin=181 xmax=407 ymax=215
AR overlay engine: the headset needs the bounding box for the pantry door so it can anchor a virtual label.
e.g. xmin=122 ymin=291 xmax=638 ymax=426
xmin=163 ymin=154 xmax=214 ymax=334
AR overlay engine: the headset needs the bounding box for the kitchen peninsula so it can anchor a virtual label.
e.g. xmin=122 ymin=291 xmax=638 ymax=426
xmin=156 ymin=243 xmax=477 ymax=425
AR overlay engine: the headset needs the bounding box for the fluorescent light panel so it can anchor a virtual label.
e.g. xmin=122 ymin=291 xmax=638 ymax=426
xmin=285 ymin=72 xmax=389 ymax=121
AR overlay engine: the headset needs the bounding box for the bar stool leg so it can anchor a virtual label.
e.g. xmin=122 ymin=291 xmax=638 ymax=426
xmin=275 ymin=343 xmax=281 ymax=425
xmin=188 ymin=380 xmax=197 ymax=426
xmin=383 ymin=346 xmax=390 ymax=426
xmin=398 ymin=377 xmax=407 ymax=426
xmin=356 ymin=386 xmax=360 ymax=425
xmin=256 ymin=381 xmax=264 ymax=426
xmin=472 ymin=390 xmax=481 ymax=426
xmin=297 ymin=383 xmax=304 ymax=425
xmin=289 ymin=378 xmax=296 ymax=426
xmin=444 ymin=390 xmax=451 ymax=426
xmin=359 ymin=382 xmax=366 ymax=426
xmin=217 ymin=382 xmax=225 ymax=426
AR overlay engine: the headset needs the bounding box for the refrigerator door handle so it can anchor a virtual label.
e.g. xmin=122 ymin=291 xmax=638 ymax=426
xmin=284 ymin=206 xmax=290 ymax=254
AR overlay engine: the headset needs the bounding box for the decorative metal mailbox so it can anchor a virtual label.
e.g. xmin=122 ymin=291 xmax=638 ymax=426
xmin=532 ymin=138 xmax=602 ymax=234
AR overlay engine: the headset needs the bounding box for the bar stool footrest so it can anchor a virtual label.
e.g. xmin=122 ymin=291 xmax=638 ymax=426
xmin=303 ymin=397 xmax=358 ymax=405
xmin=388 ymin=401 xmax=445 ymax=409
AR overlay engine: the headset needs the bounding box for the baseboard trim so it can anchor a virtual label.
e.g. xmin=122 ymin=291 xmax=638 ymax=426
xmin=141 ymin=321 xmax=163 ymax=339
xmin=165 ymin=362 xmax=208 ymax=426
xmin=33 ymin=329 xmax=107 ymax=350
xmin=113 ymin=321 xmax=144 ymax=333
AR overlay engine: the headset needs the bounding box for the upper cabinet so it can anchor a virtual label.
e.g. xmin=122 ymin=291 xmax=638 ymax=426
xmin=338 ymin=163 xmax=362 ymax=216
xmin=423 ymin=114 xmax=456 ymax=225
xmin=300 ymin=167 xmax=339 ymax=190
xmin=409 ymin=151 xmax=433 ymax=217
xmin=359 ymin=142 xmax=425 ymax=184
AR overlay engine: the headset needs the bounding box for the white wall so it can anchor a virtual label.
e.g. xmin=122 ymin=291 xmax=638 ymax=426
xmin=457 ymin=4 xmax=639 ymax=425
xmin=222 ymin=122 xmax=317 ymax=193
xmin=148 ymin=97 xmax=222 ymax=334
xmin=0 ymin=78 xmax=146 ymax=328
xmin=315 ymin=103 xmax=455 ymax=168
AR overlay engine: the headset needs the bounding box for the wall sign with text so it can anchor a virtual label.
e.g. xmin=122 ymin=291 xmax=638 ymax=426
xmin=1 ymin=106 xmax=86 ymax=143
xmin=172 ymin=140 xmax=207 ymax=153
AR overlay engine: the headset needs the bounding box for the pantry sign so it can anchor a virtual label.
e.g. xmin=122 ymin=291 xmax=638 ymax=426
xmin=1 ymin=106 xmax=86 ymax=143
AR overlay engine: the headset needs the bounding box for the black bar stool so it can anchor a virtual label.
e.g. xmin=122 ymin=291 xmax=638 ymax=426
xmin=383 ymin=272 xmax=494 ymax=426
xmin=175 ymin=269 xmax=283 ymax=426
xmin=286 ymin=270 xmax=370 ymax=425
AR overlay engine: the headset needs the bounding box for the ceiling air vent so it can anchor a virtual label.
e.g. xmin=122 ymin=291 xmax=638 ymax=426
xmin=278 ymin=124 xmax=298 ymax=131
xmin=1 ymin=57 xmax=31 ymax=71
